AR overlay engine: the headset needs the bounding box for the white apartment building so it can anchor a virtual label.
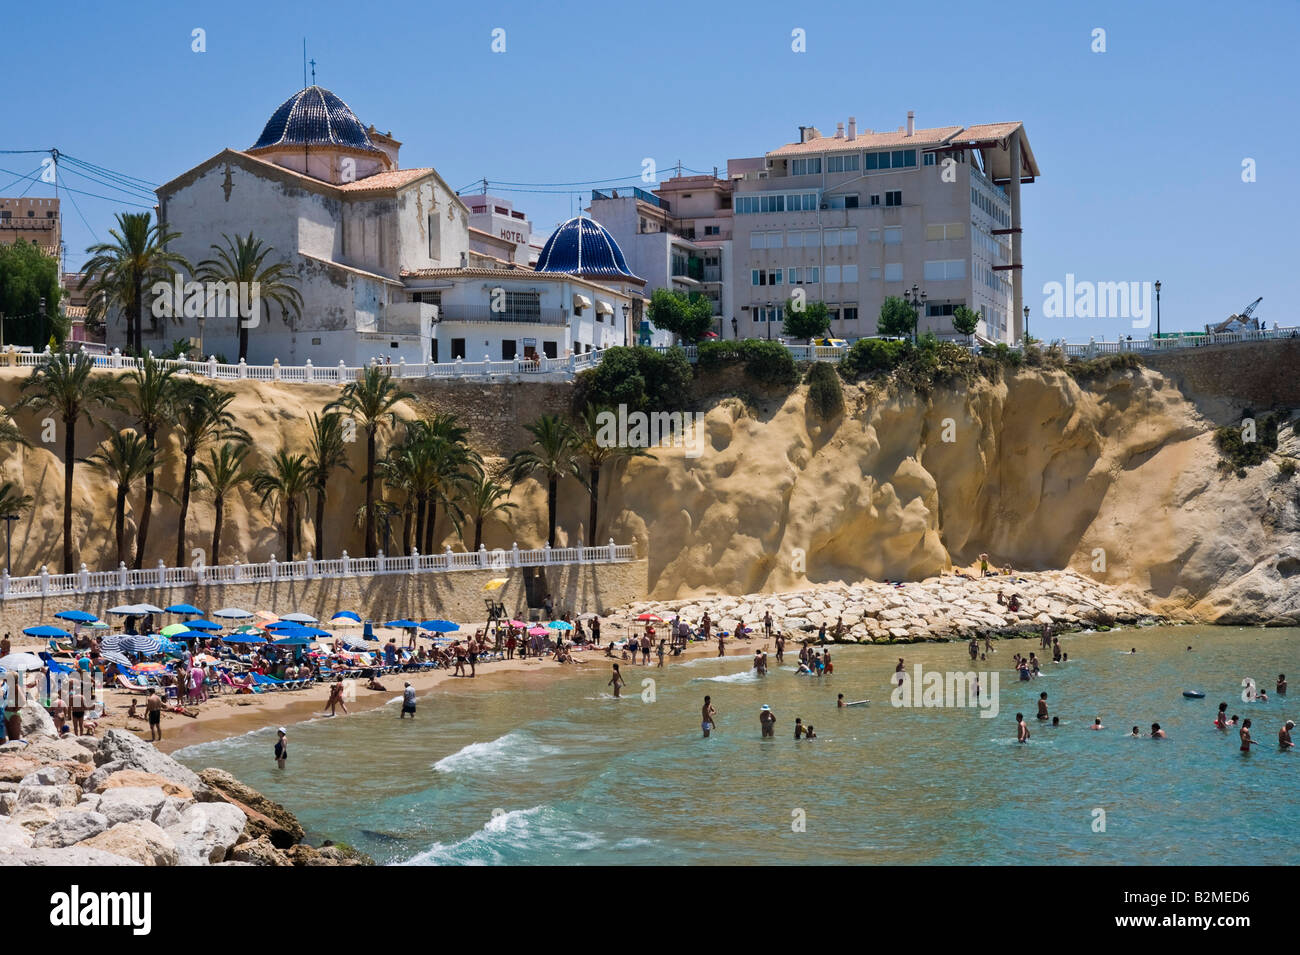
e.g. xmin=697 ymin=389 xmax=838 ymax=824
xmin=589 ymin=176 xmax=732 ymax=344
xmin=730 ymin=112 xmax=1039 ymax=344
xmin=465 ymin=193 xmax=543 ymax=266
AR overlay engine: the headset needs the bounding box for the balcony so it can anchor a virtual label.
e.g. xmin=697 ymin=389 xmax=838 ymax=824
xmin=702 ymin=267 xmax=722 ymax=283
xmin=591 ymin=187 xmax=670 ymax=213
xmin=437 ymin=305 xmax=569 ymax=326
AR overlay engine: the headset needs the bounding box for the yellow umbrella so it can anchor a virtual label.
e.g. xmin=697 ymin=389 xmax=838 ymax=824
xmin=483 ymin=578 xmax=508 ymax=592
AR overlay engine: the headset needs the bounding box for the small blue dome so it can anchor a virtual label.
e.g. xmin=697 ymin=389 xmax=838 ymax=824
xmin=535 ymin=217 xmax=638 ymax=278
xmin=251 ymin=86 xmax=381 ymax=152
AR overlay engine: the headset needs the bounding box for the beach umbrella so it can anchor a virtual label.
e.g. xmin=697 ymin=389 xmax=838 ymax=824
xmin=54 ymin=610 xmax=98 ymax=623
xmin=635 ymin=613 xmax=662 ymax=621
xmin=341 ymin=636 xmax=373 ymax=651
xmin=483 ymin=577 xmax=508 ymax=592
xmin=547 ymin=621 xmax=574 ymax=631
xmin=280 ymin=612 xmax=318 ymax=623
xmin=508 ymin=619 xmax=527 ymax=628
xmin=98 ymin=634 xmax=124 ymax=652
xmin=265 ymin=621 xmax=299 ymax=631
xmin=170 ymin=631 xmax=210 ymax=641
xmin=213 ymin=607 xmax=253 ymax=619
xmin=385 ymin=619 xmax=418 ymax=629
xmin=182 ymin=619 xmax=221 ymax=631
xmin=219 ymin=632 xmax=265 ymax=644
xmin=527 ymin=626 xmax=548 ymax=636
xmin=105 ymin=604 xmax=140 ymax=615
xmin=164 ymin=603 xmax=204 ymax=615
xmin=160 ymin=623 xmax=189 ymax=637
xmin=135 ymin=603 xmax=165 ymax=615
xmin=271 ymin=635 xmax=314 ymax=647
xmin=420 ymin=619 xmax=459 ymax=633
xmin=100 ymin=650 xmax=131 ymax=668
xmin=122 ymin=634 xmax=162 ymax=655
xmin=89 ymin=621 xmax=110 ymax=630
xmin=22 ymin=625 xmax=71 ymax=638
xmin=331 ymin=611 xmax=361 ymax=622
xmin=0 ymin=653 xmax=45 ymax=671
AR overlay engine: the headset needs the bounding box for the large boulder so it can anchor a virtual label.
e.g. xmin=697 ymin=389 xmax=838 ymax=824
xmin=8 ymin=806 xmax=59 ymax=831
xmin=93 ymin=731 xmax=205 ymax=795
xmin=95 ymin=770 xmax=193 ymax=800
xmin=15 ymin=784 xmax=80 ymax=810
xmin=0 ymin=845 xmax=140 ymax=866
xmin=24 ymin=738 xmax=94 ymax=765
xmin=18 ymin=701 xmax=57 ymax=739
xmin=0 ymin=756 xmax=41 ymax=784
xmin=31 ymin=810 xmax=109 ymax=848
xmin=97 ymin=786 xmax=169 ymax=825
xmin=228 ymin=835 xmax=291 ymax=867
xmin=0 ymin=818 xmax=33 ymax=851
xmin=165 ymin=803 xmax=247 ymax=865
xmin=198 ymin=768 xmax=304 ymax=848
xmin=20 ymin=766 xmax=70 ymax=787
xmin=80 ymin=820 xmax=178 ymax=866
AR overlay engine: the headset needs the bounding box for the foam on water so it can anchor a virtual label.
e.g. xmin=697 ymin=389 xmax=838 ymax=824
xmin=403 ymin=805 xmax=604 ymax=865
xmin=694 ymin=669 xmax=761 ymax=684
xmin=432 ymin=730 xmax=558 ymax=774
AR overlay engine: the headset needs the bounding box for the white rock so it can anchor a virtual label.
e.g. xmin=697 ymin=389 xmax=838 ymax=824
xmin=31 ymin=810 xmax=109 ymax=848
xmin=166 ymin=802 xmax=247 ymax=865
xmin=97 ymin=786 xmax=169 ymax=826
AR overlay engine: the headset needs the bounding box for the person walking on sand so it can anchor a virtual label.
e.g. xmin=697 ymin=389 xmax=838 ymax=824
xmin=401 ymin=682 xmax=416 ymax=719
xmin=701 ymin=695 xmax=717 ymax=737
xmin=608 ymin=664 xmax=625 ymax=698
xmin=759 ymin=704 xmax=776 ymax=738
xmin=326 ymin=678 xmax=349 ymax=717
xmin=145 ymin=688 xmax=163 ymax=741
xmin=763 ymin=610 xmax=773 ymax=640
xmin=274 ymin=728 xmax=288 ymax=769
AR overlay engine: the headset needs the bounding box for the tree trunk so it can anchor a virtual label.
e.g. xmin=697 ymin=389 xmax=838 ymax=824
xmin=588 ymin=463 xmax=601 ymax=546
xmin=133 ymin=426 xmax=155 ymax=570
xmin=283 ymin=501 xmax=295 ymax=562
xmin=546 ymin=475 xmax=558 ymax=546
xmin=175 ymin=450 xmax=195 ymax=568
xmin=401 ymin=504 xmax=412 ymax=554
xmin=62 ymin=417 xmax=75 ymax=574
xmin=363 ymin=428 xmax=377 ymax=557
xmin=133 ymin=280 xmax=144 ymax=356
xmin=425 ymin=498 xmax=437 ymax=554
xmin=238 ymin=319 xmax=249 ymax=364
xmin=114 ymin=488 xmax=127 ymax=567
xmin=314 ymin=481 xmax=326 ymax=558
xmin=211 ymin=496 xmax=223 ymax=566
xmin=473 ymin=516 xmax=483 ymax=552
xmin=413 ymin=493 xmax=426 ymax=556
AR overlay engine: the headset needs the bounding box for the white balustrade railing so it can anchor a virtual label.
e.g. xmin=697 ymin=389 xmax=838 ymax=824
xmin=0 ymin=540 xmax=636 ymax=602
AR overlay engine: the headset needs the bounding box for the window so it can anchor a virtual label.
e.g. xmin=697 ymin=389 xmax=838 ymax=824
xmin=410 ymin=291 xmax=441 ymax=305
xmin=824 ymin=228 xmax=857 ymax=246
xmin=923 ymin=153 xmax=936 ymax=166
xmin=842 ymin=307 xmax=859 ymax=323
xmin=869 ymin=267 xmax=881 ymax=280
xmin=704 ymin=225 xmax=720 ymax=236
xmin=825 ymin=266 xmax=840 ymax=283
xmin=869 ymin=194 xmax=881 ymax=206
xmin=791 ymin=158 xmax=822 ymax=176
xmin=543 ymin=341 xmax=558 ymax=359
xmin=451 ymin=337 xmax=466 ymax=360
xmin=736 ymin=193 xmax=795 ymax=215
xmin=866 ymin=150 xmax=917 ymax=171
xmin=868 ymin=229 xmax=880 ymax=243
xmin=842 ymin=265 xmax=858 ymax=283
xmin=884 ymin=263 xmax=903 ymax=282
xmin=885 ymin=191 xmax=902 ymax=207
xmin=827 ymin=154 xmax=859 ymax=173
xmin=505 ymin=291 xmax=541 ymax=320
xmin=807 ymin=266 xmax=819 ymax=283
xmin=923 ymin=259 xmax=966 ymax=281
xmin=502 ymin=340 xmax=517 ymax=360
xmin=787 ymin=231 xmax=802 ymax=248
xmin=926 ymin=303 xmax=959 ymax=317
xmin=790 ymin=267 xmax=820 ymax=284
xmin=751 ymin=269 xmax=783 ymax=286
xmin=826 ymin=194 xmax=859 ymax=209
xmin=883 ymin=226 xmax=902 ymax=245
xmin=926 ymin=222 xmax=965 ymax=240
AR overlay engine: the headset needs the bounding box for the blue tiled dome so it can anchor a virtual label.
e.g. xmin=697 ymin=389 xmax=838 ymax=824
xmin=535 ymin=217 xmax=638 ymax=278
xmin=250 ymin=86 xmax=382 ymax=152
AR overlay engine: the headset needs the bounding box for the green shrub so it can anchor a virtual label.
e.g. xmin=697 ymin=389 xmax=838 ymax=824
xmin=805 ymin=361 xmax=844 ymax=419
xmin=1278 ymin=458 xmax=1297 ymax=480
xmin=573 ymin=345 xmax=692 ymax=413
xmin=697 ymin=339 xmax=798 ymax=387
xmin=1066 ymin=352 xmax=1142 ymax=381
xmin=1214 ymin=411 xmax=1284 ymax=469
xmin=839 ymin=337 xmax=911 ymax=378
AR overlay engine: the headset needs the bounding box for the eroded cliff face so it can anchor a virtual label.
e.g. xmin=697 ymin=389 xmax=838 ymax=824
xmin=1 ymin=363 xmax=1295 ymax=622
xmin=601 ymin=366 xmax=1300 ymax=622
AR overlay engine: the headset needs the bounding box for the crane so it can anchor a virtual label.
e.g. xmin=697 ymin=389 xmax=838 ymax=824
xmin=1205 ymin=296 xmax=1262 ymax=334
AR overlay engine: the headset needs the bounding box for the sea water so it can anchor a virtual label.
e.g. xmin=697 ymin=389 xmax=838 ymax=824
xmin=174 ymin=625 xmax=1300 ymax=865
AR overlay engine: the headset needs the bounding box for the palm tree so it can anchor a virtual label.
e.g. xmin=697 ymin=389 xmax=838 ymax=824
xmin=195 ymin=232 xmax=303 ymax=363
xmin=18 ymin=352 xmax=123 ymax=573
xmin=195 ymin=441 xmax=254 ymax=565
xmin=85 ymin=429 xmax=153 ymax=567
xmin=329 ymin=366 xmax=412 ymax=557
xmin=572 ymin=404 xmax=655 ymax=546
xmin=306 ymin=411 xmax=352 ymax=558
xmin=122 ymin=353 xmax=178 ymax=568
xmin=0 ymin=481 xmax=32 ymax=572
xmin=377 ymin=450 xmax=417 ymax=554
xmin=251 ymin=449 xmax=311 ymax=562
xmin=505 ymin=413 xmax=578 ymax=546
xmin=0 ymin=405 xmax=27 ymax=447
xmin=410 ymin=414 xmax=480 ymax=554
xmin=172 ymin=382 xmax=247 ymax=568
xmin=80 ymin=211 xmax=189 ymax=355
xmin=461 ymin=472 xmax=518 ymax=552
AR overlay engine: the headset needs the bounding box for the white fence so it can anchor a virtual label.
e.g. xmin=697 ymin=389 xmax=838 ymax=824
xmin=4 ymin=346 xmax=608 ymax=384
xmin=0 ymin=540 xmax=636 ymax=602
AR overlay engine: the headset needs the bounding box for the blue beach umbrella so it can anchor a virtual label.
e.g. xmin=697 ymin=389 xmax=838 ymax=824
xmin=182 ymin=619 xmax=222 ymax=631
xmin=546 ymin=621 xmax=574 ymax=631
xmin=98 ymin=634 xmax=124 ymax=653
xmin=122 ymin=634 xmax=162 ymax=655
xmin=165 ymin=603 xmax=204 ymax=615
xmin=170 ymin=631 xmax=210 ymax=641
xmin=265 ymin=621 xmax=299 ymax=631
xmin=385 ymin=619 xmax=419 ymax=629
xmin=271 ymin=634 xmax=314 ymax=647
xmin=54 ymin=610 xmax=98 ymax=623
xmin=23 ymin=625 xmax=72 ymax=638
xmin=219 ymin=632 xmax=266 ymax=644
xmin=331 ymin=611 xmax=361 ymax=622
xmin=420 ymin=619 xmax=459 ymax=633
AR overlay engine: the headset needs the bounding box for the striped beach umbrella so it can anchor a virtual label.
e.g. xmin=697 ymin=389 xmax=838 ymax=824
xmin=122 ymin=634 xmax=162 ymax=655
xmin=98 ymin=634 xmax=124 ymax=652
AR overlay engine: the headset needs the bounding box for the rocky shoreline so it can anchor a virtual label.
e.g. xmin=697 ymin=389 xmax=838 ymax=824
xmin=625 ymin=570 xmax=1164 ymax=643
xmin=0 ymin=708 xmax=369 ymax=866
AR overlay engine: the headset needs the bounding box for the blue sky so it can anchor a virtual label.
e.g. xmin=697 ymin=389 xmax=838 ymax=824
xmin=7 ymin=0 xmax=1296 ymax=341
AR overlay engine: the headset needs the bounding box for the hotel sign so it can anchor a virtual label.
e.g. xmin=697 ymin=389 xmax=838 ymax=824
xmin=500 ymin=228 xmax=527 ymax=245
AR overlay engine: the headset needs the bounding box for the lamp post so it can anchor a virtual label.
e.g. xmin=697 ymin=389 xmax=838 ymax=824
xmin=621 ymin=302 xmax=631 ymax=345
xmin=766 ymin=300 xmax=774 ymax=341
xmin=731 ymin=316 xmax=739 ymax=340
xmin=1023 ymin=305 xmax=1030 ymax=343
xmin=902 ymin=285 xmax=926 ymax=342
xmin=1154 ymin=280 xmax=1161 ymax=339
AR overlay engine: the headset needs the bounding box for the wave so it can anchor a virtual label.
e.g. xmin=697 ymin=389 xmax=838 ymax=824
xmin=432 ymin=730 xmax=559 ymax=774
xmin=402 ymin=805 xmax=604 ymax=865
xmin=694 ymin=670 xmax=761 ymax=685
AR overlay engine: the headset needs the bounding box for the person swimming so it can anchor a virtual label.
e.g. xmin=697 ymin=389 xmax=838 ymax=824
xmin=1130 ymin=726 xmax=1141 ymax=737
xmin=1150 ymin=723 xmax=1166 ymax=739
xmin=804 ymin=725 xmax=816 ymax=739
xmin=1090 ymin=718 xmax=1104 ymax=730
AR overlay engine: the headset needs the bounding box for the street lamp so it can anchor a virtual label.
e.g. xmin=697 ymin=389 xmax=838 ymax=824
xmin=1154 ymin=280 xmax=1161 ymax=338
xmin=1023 ymin=305 xmax=1030 ymax=343
xmin=766 ymin=300 xmax=774 ymax=340
xmin=621 ymin=302 xmax=631 ymax=345
xmin=731 ymin=316 xmax=739 ymax=340
xmin=902 ymin=285 xmax=927 ymax=342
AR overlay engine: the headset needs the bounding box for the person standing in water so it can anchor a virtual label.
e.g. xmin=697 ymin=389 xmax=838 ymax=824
xmin=701 ymin=695 xmax=717 ymax=737
xmin=1277 ymin=674 xmax=1287 ymax=696
xmin=1150 ymin=723 xmax=1167 ymax=739
xmin=1016 ymin=713 xmax=1030 ymax=744
xmin=400 ymin=682 xmax=416 ymax=719
xmin=608 ymin=664 xmax=626 ymax=698
xmin=717 ymin=631 xmax=726 ymax=657
xmin=1279 ymin=720 xmax=1294 ymax=750
xmin=794 ymin=718 xmax=805 ymax=740
xmin=837 ymin=694 xmax=845 ymax=708
xmin=1037 ymin=692 xmax=1049 ymax=722
xmin=1215 ymin=703 xmax=1230 ymax=729
xmin=760 ymin=704 xmax=776 ymax=738
xmin=775 ymin=633 xmax=785 ymax=664
xmin=326 ymin=678 xmax=349 ymax=716
xmin=1240 ymin=718 xmax=1257 ymax=752
xmin=274 ymin=728 xmax=288 ymax=769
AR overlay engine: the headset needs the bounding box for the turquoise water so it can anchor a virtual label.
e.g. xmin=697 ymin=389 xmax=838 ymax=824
xmin=175 ymin=626 xmax=1300 ymax=865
